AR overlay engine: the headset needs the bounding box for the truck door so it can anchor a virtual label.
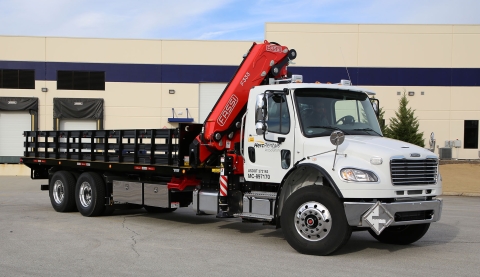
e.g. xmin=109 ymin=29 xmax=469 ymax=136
xmin=244 ymin=91 xmax=295 ymax=183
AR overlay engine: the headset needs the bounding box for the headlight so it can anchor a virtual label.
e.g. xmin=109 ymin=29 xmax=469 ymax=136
xmin=340 ymin=168 xmax=378 ymax=182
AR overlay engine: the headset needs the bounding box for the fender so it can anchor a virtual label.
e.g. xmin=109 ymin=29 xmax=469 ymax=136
xmin=274 ymin=163 xmax=343 ymax=228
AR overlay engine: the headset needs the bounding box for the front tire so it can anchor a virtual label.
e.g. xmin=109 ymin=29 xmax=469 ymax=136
xmin=281 ymin=186 xmax=351 ymax=255
xmin=368 ymin=223 xmax=430 ymax=245
xmin=75 ymin=172 xmax=106 ymax=217
xmin=49 ymin=171 xmax=77 ymax=212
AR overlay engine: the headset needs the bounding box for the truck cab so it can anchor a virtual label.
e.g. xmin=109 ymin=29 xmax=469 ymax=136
xmin=242 ymin=80 xmax=442 ymax=254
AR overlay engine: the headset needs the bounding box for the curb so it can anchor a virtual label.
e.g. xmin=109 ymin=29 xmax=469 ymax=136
xmin=442 ymin=192 xmax=480 ymax=197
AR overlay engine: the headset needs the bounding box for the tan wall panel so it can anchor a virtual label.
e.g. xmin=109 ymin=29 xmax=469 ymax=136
xmin=449 ymin=111 xmax=480 ymax=120
xmin=370 ymin=87 xmax=402 ymax=113
xmin=43 ymin=105 xmax=53 ymax=130
xmin=417 ymin=119 xmax=438 ymax=146
xmin=104 ymin=116 xmax=162 ymax=129
xmin=419 ymin=120 xmax=451 ymax=140
xmin=160 ymin=107 xmax=199 ymax=119
xmin=452 ymin=34 xmax=480 ymax=67
xmin=358 ymin=33 xmax=452 ymax=67
xmin=161 ymin=83 xmax=199 ymax=108
xmin=453 ymin=25 xmax=480 ymax=34
xmin=0 ymin=36 xmax=45 ymax=61
xmin=456 ymin=150 xmax=480 ymax=160
xmin=0 ymin=88 xmax=43 ymax=98
xmin=103 ymin=83 xmax=162 ymax=107
xmin=359 ymin=24 xmax=452 ymax=34
xmin=45 ymin=37 xmax=162 ymax=64
xmin=398 ymin=89 xmax=451 ymax=112
xmin=449 ymin=88 xmax=480 ymax=110
xmin=161 ymin=40 xmax=252 ymax=65
xmin=449 ymin=119 xmax=466 ymax=141
xmin=45 ymin=89 xmax=113 ymax=104
xmin=266 ymin=23 xmax=358 ymax=33
xmin=368 ymin=86 xmax=451 ymax=113
xmin=39 ymin=81 xmax=56 ymax=130
xmin=415 ymin=111 xmax=451 ymax=120
xmin=105 ymin=107 xmax=160 ymax=117
xmin=159 ymin=117 xmax=172 ymax=128
xmin=268 ymin=32 xmax=358 ymax=67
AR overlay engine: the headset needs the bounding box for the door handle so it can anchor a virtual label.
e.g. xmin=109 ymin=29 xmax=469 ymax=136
xmin=248 ymin=147 xmax=256 ymax=163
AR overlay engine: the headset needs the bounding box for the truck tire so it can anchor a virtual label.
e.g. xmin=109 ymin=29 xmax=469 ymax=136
xmin=49 ymin=171 xmax=77 ymax=212
xmin=281 ymin=186 xmax=352 ymax=255
xmin=75 ymin=172 xmax=106 ymax=217
xmin=368 ymin=223 xmax=430 ymax=245
xmin=69 ymin=171 xmax=81 ymax=181
xmin=144 ymin=206 xmax=177 ymax=213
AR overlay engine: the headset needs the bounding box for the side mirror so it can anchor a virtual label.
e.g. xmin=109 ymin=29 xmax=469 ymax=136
xmin=370 ymin=98 xmax=380 ymax=117
xmin=330 ymin=130 xmax=345 ymax=171
xmin=255 ymin=94 xmax=265 ymax=122
xmin=255 ymin=121 xmax=267 ymax=135
xmin=255 ymin=93 xmax=268 ymax=135
xmin=330 ymin=130 xmax=345 ymax=146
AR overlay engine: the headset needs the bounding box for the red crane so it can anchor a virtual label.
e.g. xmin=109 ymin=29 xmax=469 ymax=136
xmin=189 ymin=40 xmax=297 ymax=169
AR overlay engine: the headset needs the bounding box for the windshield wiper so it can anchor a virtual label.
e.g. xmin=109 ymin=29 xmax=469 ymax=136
xmin=307 ymin=126 xmax=350 ymax=135
xmin=353 ymin=128 xmax=382 ymax=136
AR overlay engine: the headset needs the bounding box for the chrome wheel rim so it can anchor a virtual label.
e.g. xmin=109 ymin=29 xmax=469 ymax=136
xmin=53 ymin=180 xmax=65 ymax=204
xmin=79 ymin=182 xmax=92 ymax=208
xmin=294 ymin=201 xmax=332 ymax=241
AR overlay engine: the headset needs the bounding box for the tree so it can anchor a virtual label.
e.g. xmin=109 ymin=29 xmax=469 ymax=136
xmin=385 ymin=91 xmax=425 ymax=147
xmin=378 ymin=105 xmax=388 ymax=135
xmin=373 ymin=96 xmax=388 ymax=135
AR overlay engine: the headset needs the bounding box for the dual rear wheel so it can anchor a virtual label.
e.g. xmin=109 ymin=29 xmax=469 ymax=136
xmin=49 ymin=171 xmax=106 ymax=216
xmin=49 ymin=171 xmax=77 ymax=212
xmin=49 ymin=171 xmax=175 ymax=216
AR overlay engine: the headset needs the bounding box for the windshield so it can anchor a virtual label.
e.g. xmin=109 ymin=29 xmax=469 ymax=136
xmin=294 ymin=88 xmax=382 ymax=137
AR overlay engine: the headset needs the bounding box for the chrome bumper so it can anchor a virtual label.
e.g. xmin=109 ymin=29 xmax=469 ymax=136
xmin=344 ymin=199 xmax=443 ymax=227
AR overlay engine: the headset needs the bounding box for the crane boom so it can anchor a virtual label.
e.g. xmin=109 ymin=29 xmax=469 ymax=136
xmin=189 ymin=40 xmax=296 ymax=167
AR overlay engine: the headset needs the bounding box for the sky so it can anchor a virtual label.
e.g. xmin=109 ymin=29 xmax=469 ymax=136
xmin=0 ymin=0 xmax=479 ymax=41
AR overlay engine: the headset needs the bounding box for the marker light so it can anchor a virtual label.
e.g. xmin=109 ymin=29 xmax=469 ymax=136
xmin=370 ymin=157 xmax=383 ymax=165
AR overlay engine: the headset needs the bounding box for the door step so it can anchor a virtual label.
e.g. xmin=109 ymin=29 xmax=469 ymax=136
xmin=244 ymin=191 xmax=277 ymax=200
xmin=234 ymin=212 xmax=274 ymax=222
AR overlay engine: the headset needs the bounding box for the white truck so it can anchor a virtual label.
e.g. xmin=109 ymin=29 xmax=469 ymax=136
xmin=22 ymin=41 xmax=442 ymax=255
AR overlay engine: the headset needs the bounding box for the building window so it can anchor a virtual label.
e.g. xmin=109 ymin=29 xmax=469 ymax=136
xmin=464 ymin=120 xmax=479 ymax=149
xmin=57 ymin=71 xmax=105 ymax=90
xmin=0 ymin=69 xmax=35 ymax=89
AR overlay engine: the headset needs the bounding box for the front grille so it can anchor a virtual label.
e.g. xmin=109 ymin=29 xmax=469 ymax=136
xmin=390 ymin=159 xmax=438 ymax=185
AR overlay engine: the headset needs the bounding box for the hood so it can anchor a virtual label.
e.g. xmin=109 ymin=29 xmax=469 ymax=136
xmin=303 ymin=135 xmax=437 ymax=162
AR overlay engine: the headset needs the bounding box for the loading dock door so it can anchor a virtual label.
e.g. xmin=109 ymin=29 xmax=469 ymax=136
xmin=59 ymin=119 xmax=97 ymax=131
xmin=199 ymin=83 xmax=228 ymax=123
xmin=59 ymin=119 xmax=97 ymax=153
xmin=0 ymin=111 xmax=31 ymax=163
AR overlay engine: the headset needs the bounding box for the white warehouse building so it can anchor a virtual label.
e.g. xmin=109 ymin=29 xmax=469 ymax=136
xmin=1 ymin=23 xmax=479 ymax=175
